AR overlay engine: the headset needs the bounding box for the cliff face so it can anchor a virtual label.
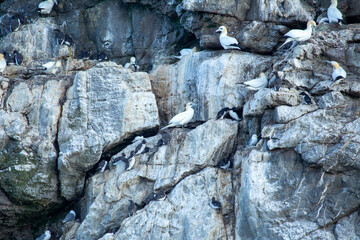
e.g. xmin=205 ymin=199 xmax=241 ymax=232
xmin=0 ymin=0 xmax=360 ymax=239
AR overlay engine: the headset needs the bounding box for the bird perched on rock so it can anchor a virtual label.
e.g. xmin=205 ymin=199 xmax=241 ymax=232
xmin=42 ymin=60 xmax=61 ymax=74
xmin=144 ymin=192 xmax=155 ymax=205
xmin=160 ymin=102 xmax=197 ymax=130
xmin=78 ymin=49 xmax=91 ymax=60
xmin=98 ymin=52 xmax=109 ymax=62
xmin=175 ymin=47 xmax=197 ymax=59
xmin=157 ymin=131 xmax=171 ymax=147
xmin=54 ymin=29 xmax=65 ymax=45
xmin=300 ymin=92 xmax=312 ymax=105
xmin=217 ymin=157 xmax=231 ymax=170
xmin=38 ymin=0 xmax=58 ymax=15
xmin=216 ymin=26 xmax=241 ymax=50
xmin=10 ymin=14 xmax=23 ymax=32
xmin=327 ymin=0 xmax=345 ymax=24
xmin=209 ymin=197 xmax=222 ymax=210
xmin=278 ymin=20 xmax=316 ymax=50
xmin=326 ymin=61 xmax=346 ymax=81
xmin=128 ymin=200 xmax=137 ymax=217
xmin=228 ymin=107 xmax=242 ymax=121
xmin=124 ymin=57 xmax=140 ymax=72
xmin=62 ymin=210 xmax=76 ymax=223
xmin=132 ymin=136 xmax=144 ymax=143
xmin=3 ymin=52 xmax=12 ymax=65
xmin=216 ymin=107 xmax=230 ymax=120
xmin=125 ymin=151 xmax=135 ymax=171
xmin=154 ymin=190 xmax=166 ymax=201
xmin=64 ymin=34 xmax=73 ymax=46
xmin=134 ymin=139 xmax=147 ymax=155
xmin=96 ymin=160 xmax=108 ymax=173
xmin=13 ymin=50 xmax=23 ymax=65
xmin=112 ymin=153 xmax=127 ymax=166
xmin=248 ymin=134 xmax=258 ymax=146
xmin=240 ymin=72 xmax=268 ymax=91
xmin=268 ymin=74 xmax=282 ymax=91
xmin=0 ymin=54 xmax=6 ymax=74
xmin=36 ymin=230 xmax=51 ymax=240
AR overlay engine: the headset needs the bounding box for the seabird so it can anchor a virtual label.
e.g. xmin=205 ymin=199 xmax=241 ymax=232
xmin=98 ymin=52 xmax=109 ymax=62
xmin=216 ymin=107 xmax=230 ymax=120
xmin=326 ymin=61 xmax=346 ymax=80
xmin=78 ymin=49 xmax=91 ymax=60
xmin=3 ymin=51 xmax=12 ymax=64
xmin=157 ymin=131 xmax=171 ymax=147
xmin=278 ymin=20 xmax=316 ymax=50
xmin=216 ymin=26 xmax=241 ymax=50
xmin=62 ymin=210 xmax=76 ymax=223
xmin=42 ymin=60 xmax=61 ymax=74
xmin=64 ymin=34 xmax=74 ymax=46
xmin=240 ymin=72 xmax=268 ymax=91
xmin=142 ymin=147 xmax=150 ymax=154
xmin=36 ymin=230 xmax=51 ymax=240
xmin=154 ymin=190 xmax=166 ymax=201
xmin=13 ymin=50 xmax=23 ymax=65
xmin=327 ymin=0 xmax=345 ymax=24
xmin=125 ymin=151 xmax=135 ymax=171
xmin=228 ymin=107 xmax=242 ymax=121
xmin=132 ymin=136 xmax=144 ymax=143
xmin=10 ymin=15 xmax=22 ymax=32
xmin=38 ymin=0 xmax=58 ymax=15
xmin=0 ymin=54 xmax=6 ymax=74
xmin=112 ymin=153 xmax=127 ymax=166
xmin=268 ymin=74 xmax=281 ymax=91
xmin=128 ymin=200 xmax=137 ymax=217
xmin=248 ymin=134 xmax=258 ymax=146
xmin=144 ymin=192 xmax=155 ymax=205
xmin=134 ymin=139 xmax=147 ymax=155
xmin=54 ymin=29 xmax=65 ymax=45
xmin=217 ymin=157 xmax=231 ymax=170
xmin=209 ymin=197 xmax=222 ymax=210
xmin=160 ymin=102 xmax=197 ymax=130
xmin=124 ymin=57 xmax=140 ymax=71
xmin=175 ymin=46 xmax=197 ymax=59
xmin=96 ymin=160 xmax=108 ymax=173
xmin=300 ymin=92 xmax=312 ymax=105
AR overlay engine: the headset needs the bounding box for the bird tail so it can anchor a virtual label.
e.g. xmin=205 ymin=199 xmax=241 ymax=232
xmin=340 ymin=19 xmax=347 ymax=25
xmin=229 ymin=44 xmax=241 ymax=50
xmin=277 ymin=38 xmax=292 ymax=50
xmin=160 ymin=124 xmax=174 ymax=131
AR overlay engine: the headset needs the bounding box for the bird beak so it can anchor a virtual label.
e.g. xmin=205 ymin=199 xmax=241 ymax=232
xmin=216 ymin=28 xmax=221 ymax=33
xmin=325 ymin=60 xmax=332 ymax=64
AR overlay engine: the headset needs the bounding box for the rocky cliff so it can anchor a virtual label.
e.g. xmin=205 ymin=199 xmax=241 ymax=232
xmin=0 ymin=0 xmax=360 ymax=239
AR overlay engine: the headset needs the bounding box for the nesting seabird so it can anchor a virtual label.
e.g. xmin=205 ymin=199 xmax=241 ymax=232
xmin=216 ymin=107 xmax=230 ymax=120
xmin=278 ymin=20 xmax=316 ymax=50
xmin=144 ymin=192 xmax=155 ymax=204
xmin=132 ymin=136 xmax=144 ymax=143
xmin=36 ymin=230 xmax=51 ymax=240
xmin=327 ymin=0 xmax=345 ymax=24
xmin=128 ymin=200 xmax=137 ymax=217
xmin=240 ymin=72 xmax=268 ymax=91
xmin=42 ymin=60 xmax=61 ymax=74
xmin=125 ymin=151 xmax=135 ymax=171
xmin=124 ymin=57 xmax=140 ymax=72
xmin=217 ymin=157 xmax=231 ymax=170
xmin=64 ymin=34 xmax=74 ymax=46
xmin=268 ymin=74 xmax=281 ymax=91
xmin=300 ymin=92 xmax=312 ymax=105
xmin=134 ymin=139 xmax=147 ymax=155
xmin=154 ymin=190 xmax=166 ymax=201
xmin=10 ymin=14 xmax=22 ymax=32
xmin=326 ymin=61 xmax=346 ymax=80
xmin=175 ymin=46 xmax=197 ymax=59
xmin=0 ymin=54 xmax=6 ymax=74
xmin=54 ymin=29 xmax=65 ymax=45
xmin=209 ymin=197 xmax=222 ymax=210
xmin=13 ymin=50 xmax=23 ymax=65
xmin=78 ymin=49 xmax=91 ymax=60
xmin=157 ymin=131 xmax=171 ymax=147
xmin=38 ymin=0 xmax=58 ymax=15
xmin=62 ymin=210 xmax=76 ymax=223
xmin=112 ymin=153 xmax=127 ymax=166
xmin=3 ymin=51 xmax=12 ymax=64
xmin=216 ymin=26 xmax=241 ymax=50
xmin=160 ymin=102 xmax=197 ymax=130
xmin=96 ymin=160 xmax=108 ymax=173
xmin=98 ymin=52 xmax=109 ymax=62
xmin=228 ymin=107 xmax=242 ymax=121
xmin=248 ymin=134 xmax=258 ymax=146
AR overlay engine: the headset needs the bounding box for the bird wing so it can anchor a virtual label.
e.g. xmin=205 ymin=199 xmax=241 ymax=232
xmin=328 ymin=7 xmax=343 ymax=21
xmin=38 ymin=1 xmax=53 ymax=9
xmin=42 ymin=61 xmax=55 ymax=68
xmin=168 ymin=111 xmax=188 ymax=125
xmin=284 ymin=29 xmax=305 ymax=39
xmin=220 ymin=36 xmax=238 ymax=46
xmin=179 ymin=48 xmax=192 ymax=56
xmin=243 ymin=77 xmax=267 ymax=89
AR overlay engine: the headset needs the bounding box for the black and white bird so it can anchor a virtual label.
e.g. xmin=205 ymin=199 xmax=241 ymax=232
xmin=125 ymin=151 xmax=135 ymax=171
xmin=154 ymin=190 xmax=166 ymax=201
xmin=10 ymin=14 xmax=23 ymax=32
xmin=240 ymin=72 xmax=268 ymax=91
xmin=216 ymin=26 xmax=241 ymax=50
xmin=268 ymin=74 xmax=282 ymax=91
xmin=112 ymin=153 xmax=127 ymax=166
xmin=0 ymin=54 xmax=6 ymax=74
xmin=216 ymin=107 xmax=230 ymax=120
xmin=62 ymin=210 xmax=76 ymax=223
xmin=124 ymin=57 xmax=140 ymax=72
xmin=77 ymin=49 xmax=91 ymax=60
xmin=300 ymin=92 xmax=312 ymax=105
xmin=228 ymin=107 xmax=242 ymax=121
xmin=98 ymin=52 xmax=109 ymax=62
xmin=327 ymin=0 xmax=345 ymax=24
xmin=38 ymin=0 xmax=58 ymax=15
xmin=209 ymin=197 xmax=222 ymax=210
xmin=36 ymin=230 xmax=51 ymax=240
xmin=42 ymin=60 xmax=61 ymax=74
xmin=64 ymin=34 xmax=74 ymax=46
xmin=134 ymin=139 xmax=147 ymax=155
xmin=54 ymin=29 xmax=65 ymax=45
xmin=3 ymin=52 xmax=12 ymax=65
xmin=278 ymin=20 xmax=317 ymax=50
xmin=132 ymin=136 xmax=144 ymax=143
xmin=157 ymin=131 xmax=171 ymax=147
xmin=217 ymin=157 xmax=231 ymax=170
xmin=13 ymin=50 xmax=23 ymax=65
xmin=161 ymin=102 xmax=197 ymax=130
xmin=326 ymin=61 xmax=346 ymax=81
xmin=248 ymin=134 xmax=258 ymax=146
xmin=128 ymin=200 xmax=137 ymax=217
xmin=144 ymin=192 xmax=155 ymax=205
xmin=96 ymin=160 xmax=108 ymax=173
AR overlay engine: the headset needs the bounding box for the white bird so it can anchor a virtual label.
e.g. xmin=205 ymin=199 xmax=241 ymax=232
xmin=327 ymin=0 xmax=345 ymax=24
xmin=248 ymin=134 xmax=258 ymax=146
xmin=241 ymin=72 xmax=268 ymax=91
xmin=0 ymin=54 xmax=6 ymax=74
xmin=161 ymin=102 xmax=197 ymax=130
xmin=175 ymin=47 xmax=197 ymax=59
xmin=326 ymin=61 xmax=346 ymax=81
xmin=124 ymin=57 xmax=140 ymax=71
xmin=278 ymin=20 xmax=317 ymax=50
xmin=36 ymin=230 xmax=51 ymax=240
xmin=216 ymin=26 xmax=241 ymax=50
xmin=38 ymin=0 xmax=58 ymax=15
xmin=42 ymin=60 xmax=61 ymax=75
xmin=62 ymin=210 xmax=76 ymax=223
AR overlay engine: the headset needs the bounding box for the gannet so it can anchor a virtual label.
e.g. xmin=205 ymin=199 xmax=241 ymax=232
xmin=327 ymin=0 xmax=345 ymax=24
xmin=38 ymin=0 xmax=58 ymax=15
xmin=42 ymin=60 xmax=61 ymax=74
xmin=0 ymin=54 xmax=6 ymax=74
xmin=278 ymin=20 xmax=316 ymax=50
xmin=216 ymin=26 xmax=241 ymax=50
xmin=62 ymin=210 xmax=76 ymax=223
xmin=13 ymin=50 xmax=23 ymax=65
xmin=209 ymin=197 xmax=222 ymax=210
xmin=154 ymin=190 xmax=166 ymax=201
xmin=326 ymin=61 xmax=346 ymax=80
xmin=36 ymin=230 xmax=51 ymax=240
xmin=300 ymin=92 xmax=312 ymax=105
xmin=124 ymin=57 xmax=140 ymax=71
xmin=175 ymin=46 xmax=197 ymax=59
xmin=248 ymin=134 xmax=258 ymax=146
xmin=128 ymin=200 xmax=137 ymax=217
xmin=241 ymin=72 xmax=268 ymax=91
xmin=216 ymin=107 xmax=230 ymax=120
xmin=160 ymin=102 xmax=197 ymax=130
